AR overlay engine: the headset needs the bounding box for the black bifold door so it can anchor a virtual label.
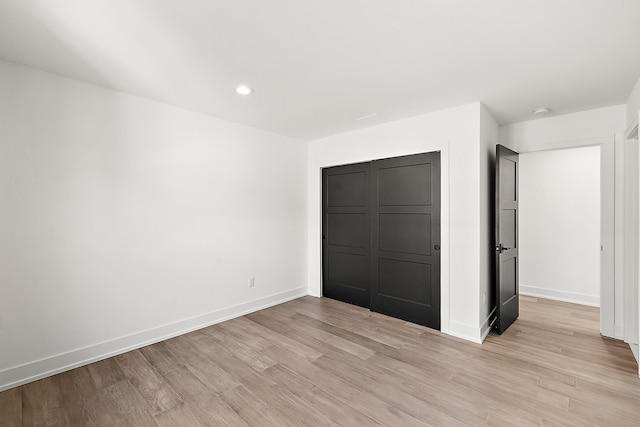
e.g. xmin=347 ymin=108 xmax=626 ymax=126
xmin=322 ymin=152 xmax=441 ymax=330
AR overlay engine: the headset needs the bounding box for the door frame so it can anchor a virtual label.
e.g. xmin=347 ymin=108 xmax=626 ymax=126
xmin=516 ymin=136 xmax=616 ymax=338
xmin=316 ymin=144 xmax=451 ymax=334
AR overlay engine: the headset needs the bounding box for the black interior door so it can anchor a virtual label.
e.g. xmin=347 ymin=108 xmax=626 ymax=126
xmin=322 ymin=162 xmax=371 ymax=308
xmin=495 ymin=144 xmax=519 ymax=334
xmin=370 ymin=152 xmax=441 ymax=329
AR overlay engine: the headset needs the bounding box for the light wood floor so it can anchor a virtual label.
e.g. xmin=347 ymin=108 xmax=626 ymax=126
xmin=1 ymin=296 xmax=639 ymax=426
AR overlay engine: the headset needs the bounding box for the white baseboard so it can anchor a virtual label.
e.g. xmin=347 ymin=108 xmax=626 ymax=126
xmin=0 ymin=287 xmax=308 ymax=392
xmin=447 ymin=321 xmax=483 ymax=344
xmin=480 ymin=308 xmax=496 ymax=343
xmin=520 ymin=284 xmax=599 ymax=307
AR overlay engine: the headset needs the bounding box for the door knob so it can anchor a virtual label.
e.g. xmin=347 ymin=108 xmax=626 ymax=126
xmin=495 ymin=243 xmax=511 ymax=253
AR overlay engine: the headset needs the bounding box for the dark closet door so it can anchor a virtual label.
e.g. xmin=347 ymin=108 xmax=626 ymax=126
xmin=322 ymin=162 xmax=371 ymax=308
xmin=495 ymin=144 xmax=519 ymax=334
xmin=370 ymin=152 xmax=441 ymax=329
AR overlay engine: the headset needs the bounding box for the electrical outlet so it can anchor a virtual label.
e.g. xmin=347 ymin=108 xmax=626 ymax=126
xmin=248 ymin=277 xmax=255 ymax=288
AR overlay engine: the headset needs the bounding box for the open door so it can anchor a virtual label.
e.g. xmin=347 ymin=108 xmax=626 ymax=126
xmin=495 ymin=144 xmax=519 ymax=334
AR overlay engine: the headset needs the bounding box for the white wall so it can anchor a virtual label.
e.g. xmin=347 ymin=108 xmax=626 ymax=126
xmin=625 ymin=76 xmax=640 ymax=367
xmin=636 ymin=121 xmax=640 ymax=370
xmin=500 ymin=106 xmax=626 ymax=147
xmin=479 ymin=105 xmax=499 ymax=336
xmin=635 ymin=126 xmax=640 ymax=370
xmin=307 ymin=102 xmax=487 ymax=342
xmin=519 ymin=146 xmax=601 ymax=306
xmin=624 ymin=138 xmax=639 ymax=363
xmin=0 ymin=60 xmax=308 ymax=391
xmin=500 ymin=105 xmax=626 ymax=338
xmin=627 ymin=77 xmax=640 ymax=129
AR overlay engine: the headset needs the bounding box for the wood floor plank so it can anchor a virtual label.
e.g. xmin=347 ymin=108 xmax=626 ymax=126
xmin=153 ymin=402 xmax=204 ymax=427
xmin=21 ymin=377 xmax=67 ymax=427
xmin=220 ymin=384 xmax=296 ymax=427
xmin=162 ymin=335 xmax=239 ymax=394
xmin=539 ymin=376 xmax=640 ymax=423
xmin=84 ymin=379 xmax=157 ymax=426
xmin=317 ymin=337 xmax=532 ymax=426
xmin=212 ymin=316 xmax=275 ymax=350
xmin=324 ymin=333 xmax=376 ymax=360
xmin=213 ymin=355 xmax=335 ymax=426
xmin=114 ymin=350 xmax=183 ymax=415
xmin=261 ymin=344 xmax=429 ymax=426
xmin=568 ymin=398 xmax=639 ymax=426
xmin=86 ymin=357 xmax=127 ymax=389
xmin=7 ymin=295 xmax=640 ymax=426
xmin=482 ymin=335 xmax=638 ymax=394
xmin=313 ymin=354 xmax=472 ymax=426
xmin=200 ymin=325 xmax=279 ymax=371
xmin=161 ymin=365 xmax=248 ymax=427
xmin=289 ymin=311 xmax=400 ymax=354
xmin=262 ymin=318 xmax=472 ymax=425
xmin=138 ymin=341 xmax=184 ymax=377
xmin=262 ymin=363 xmax=382 ymax=426
xmin=244 ymin=316 xmax=325 ymax=360
xmin=54 ymin=366 xmax=99 ymax=426
xmin=450 ymin=371 xmax=572 ymax=423
xmin=0 ymin=386 xmax=22 ymax=427
xmin=178 ymin=329 xmax=233 ymax=361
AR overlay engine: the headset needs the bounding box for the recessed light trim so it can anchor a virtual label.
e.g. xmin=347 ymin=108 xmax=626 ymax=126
xmin=533 ymin=107 xmax=551 ymax=115
xmin=236 ymin=85 xmax=254 ymax=95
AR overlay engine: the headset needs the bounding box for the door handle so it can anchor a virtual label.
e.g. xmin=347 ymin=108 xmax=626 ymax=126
xmin=495 ymin=243 xmax=511 ymax=253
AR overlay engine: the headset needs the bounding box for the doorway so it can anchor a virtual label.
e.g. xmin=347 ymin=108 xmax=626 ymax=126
xmin=518 ymin=146 xmax=601 ymax=308
xmin=322 ymin=152 xmax=441 ymax=329
xmin=508 ymin=137 xmax=616 ymax=338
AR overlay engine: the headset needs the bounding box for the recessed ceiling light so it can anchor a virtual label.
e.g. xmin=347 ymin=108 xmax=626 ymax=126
xmin=533 ymin=107 xmax=551 ymax=115
xmin=236 ymin=85 xmax=254 ymax=95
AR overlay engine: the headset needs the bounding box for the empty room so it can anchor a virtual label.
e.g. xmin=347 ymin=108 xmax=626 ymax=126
xmin=1 ymin=1 xmax=640 ymax=426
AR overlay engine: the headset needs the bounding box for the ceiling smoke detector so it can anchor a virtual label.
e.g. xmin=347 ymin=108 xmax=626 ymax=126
xmin=533 ymin=107 xmax=551 ymax=115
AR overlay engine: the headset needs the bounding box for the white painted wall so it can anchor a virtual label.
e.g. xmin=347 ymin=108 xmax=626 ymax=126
xmin=500 ymin=106 xmax=626 ymax=147
xmin=500 ymin=105 xmax=626 ymax=338
xmin=635 ymin=124 xmax=640 ymax=371
xmin=0 ymin=60 xmax=308 ymax=391
xmin=519 ymin=146 xmax=601 ymax=306
xmin=307 ymin=102 xmax=486 ymax=342
xmin=479 ymin=105 xmax=499 ymax=336
xmin=625 ymin=76 xmax=640 ymax=368
xmin=624 ymin=138 xmax=639 ymax=363
xmin=627 ymin=77 xmax=640 ymax=129
xmin=636 ymin=119 xmax=640 ymax=371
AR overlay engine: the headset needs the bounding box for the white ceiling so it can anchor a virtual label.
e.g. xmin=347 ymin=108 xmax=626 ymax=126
xmin=1 ymin=0 xmax=639 ymax=141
